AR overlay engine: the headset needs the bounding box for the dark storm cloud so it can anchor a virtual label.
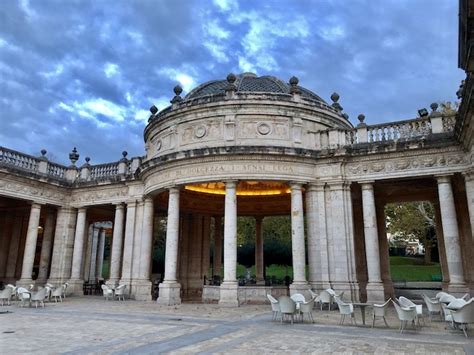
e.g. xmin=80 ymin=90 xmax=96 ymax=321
xmin=0 ymin=0 xmax=464 ymax=164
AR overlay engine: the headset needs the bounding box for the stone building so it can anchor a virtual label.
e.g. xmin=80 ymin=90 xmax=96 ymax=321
xmin=0 ymin=14 xmax=473 ymax=305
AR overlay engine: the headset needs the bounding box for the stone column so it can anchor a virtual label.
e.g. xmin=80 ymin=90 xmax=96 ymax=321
xmin=202 ymin=215 xmax=211 ymax=283
xmin=17 ymin=203 xmax=42 ymax=286
xmin=219 ymin=180 xmax=239 ymax=306
xmin=132 ymin=200 xmax=144 ymax=282
xmin=158 ymin=187 xmax=181 ymax=305
xmin=88 ymin=227 xmax=99 ymax=281
xmin=134 ymin=197 xmax=154 ymax=301
xmin=120 ymin=201 xmax=137 ymax=289
xmin=68 ymin=207 xmax=87 ymax=294
xmin=464 ymin=172 xmax=474 ymax=238
xmin=437 ymin=175 xmax=467 ymax=292
xmin=5 ymin=213 xmax=24 ymax=282
xmin=306 ymin=184 xmax=321 ymax=290
xmin=360 ymin=182 xmax=384 ymax=301
xmin=96 ymin=228 xmax=106 ymax=280
xmin=213 ymin=216 xmax=222 ymax=279
xmin=37 ymin=209 xmax=55 ymax=282
xmin=255 ymin=216 xmax=265 ymax=285
xmin=289 ymin=182 xmax=308 ymax=294
xmin=47 ymin=207 xmax=77 ymax=285
xmin=0 ymin=213 xmax=12 ymax=278
xmin=108 ymin=203 xmax=125 ymax=284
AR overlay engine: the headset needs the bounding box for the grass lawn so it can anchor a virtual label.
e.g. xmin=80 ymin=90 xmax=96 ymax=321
xmin=390 ymin=256 xmax=441 ymax=281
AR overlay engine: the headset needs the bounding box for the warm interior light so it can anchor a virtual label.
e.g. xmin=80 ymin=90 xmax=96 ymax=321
xmin=184 ymin=181 xmax=291 ymax=196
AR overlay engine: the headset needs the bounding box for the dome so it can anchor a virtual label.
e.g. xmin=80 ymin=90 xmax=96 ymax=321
xmin=184 ymin=73 xmax=327 ymax=103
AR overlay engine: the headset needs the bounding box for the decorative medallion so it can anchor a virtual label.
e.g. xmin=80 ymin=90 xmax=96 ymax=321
xmin=194 ymin=125 xmax=207 ymax=138
xmin=257 ymin=122 xmax=271 ymax=135
xmin=156 ymin=139 xmax=162 ymax=151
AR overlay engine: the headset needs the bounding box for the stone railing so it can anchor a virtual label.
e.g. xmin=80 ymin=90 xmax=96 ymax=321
xmin=344 ymin=113 xmax=455 ymax=146
xmin=0 ymin=146 xmax=141 ymax=184
xmin=0 ymin=146 xmax=40 ymax=172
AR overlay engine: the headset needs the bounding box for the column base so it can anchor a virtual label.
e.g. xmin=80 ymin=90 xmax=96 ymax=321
xmin=219 ymin=281 xmax=239 ymax=307
xmin=289 ymin=281 xmax=310 ymax=299
xmin=157 ymin=281 xmax=181 ymax=305
xmin=446 ymin=282 xmax=469 ymax=296
xmin=309 ymin=281 xmax=332 ymax=294
xmin=366 ymin=282 xmax=385 ymax=302
xmin=130 ymin=280 xmax=152 ymax=301
xmin=256 ymin=279 xmax=265 ymax=286
xmin=67 ymin=279 xmax=84 ymax=295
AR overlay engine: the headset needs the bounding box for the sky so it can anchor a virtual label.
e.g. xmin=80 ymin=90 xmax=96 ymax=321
xmin=0 ymin=0 xmax=465 ymax=165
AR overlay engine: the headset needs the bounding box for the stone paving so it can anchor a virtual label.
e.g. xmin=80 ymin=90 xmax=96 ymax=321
xmin=1 ymin=296 xmax=473 ymax=354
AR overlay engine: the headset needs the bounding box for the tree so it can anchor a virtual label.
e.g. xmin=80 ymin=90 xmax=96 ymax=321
xmin=385 ymin=201 xmax=437 ymax=264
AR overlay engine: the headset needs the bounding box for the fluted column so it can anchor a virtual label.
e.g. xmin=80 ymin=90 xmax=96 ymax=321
xmin=219 ymin=181 xmax=239 ymax=306
xmin=67 ymin=207 xmax=87 ymax=293
xmin=360 ymin=182 xmax=384 ymax=301
xmin=464 ymin=172 xmax=474 ymax=238
xmin=120 ymin=201 xmax=137 ymax=286
xmin=289 ymin=182 xmax=308 ymax=293
xmin=18 ymin=203 xmax=42 ymax=285
xmin=158 ymin=187 xmax=181 ymax=305
xmin=213 ymin=216 xmax=222 ymax=279
xmin=88 ymin=227 xmax=99 ymax=281
xmin=108 ymin=203 xmax=125 ymax=283
xmin=132 ymin=200 xmax=144 ymax=280
xmin=96 ymin=229 xmax=106 ymax=279
xmin=437 ymin=175 xmax=466 ymax=291
xmin=255 ymin=216 xmax=264 ymax=285
xmin=37 ymin=209 xmax=55 ymax=282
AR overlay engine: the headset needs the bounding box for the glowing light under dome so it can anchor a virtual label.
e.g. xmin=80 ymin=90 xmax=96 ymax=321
xmin=184 ymin=181 xmax=291 ymax=196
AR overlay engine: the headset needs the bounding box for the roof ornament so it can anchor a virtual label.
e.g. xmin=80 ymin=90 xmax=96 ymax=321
xmin=330 ymin=92 xmax=343 ymax=112
xmin=84 ymin=156 xmax=91 ymax=167
xmin=342 ymin=113 xmax=349 ymax=121
xmin=39 ymin=149 xmax=48 ymax=161
xmin=289 ymin=76 xmax=301 ymax=95
xmin=417 ymin=108 xmax=429 ymax=118
xmin=120 ymin=151 xmax=128 ymax=162
xmin=225 ymin=73 xmax=237 ymax=98
xmin=430 ymin=103 xmax=441 ymax=118
xmin=69 ymin=147 xmax=79 ymax=166
xmin=357 ymin=114 xmax=366 ymax=127
xmin=148 ymin=105 xmax=158 ymax=122
xmin=170 ymin=85 xmax=183 ymax=108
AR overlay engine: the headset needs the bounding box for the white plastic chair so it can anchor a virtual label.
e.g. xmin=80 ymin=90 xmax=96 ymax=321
xmin=435 ymin=291 xmax=449 ymax=300
xmin=299 ymin=297 xmax=316 ymax=323
xmin=278 ymin=296 xmax=297 ymax=324
xmin=101 ymin=284 xmax=114 ymax=300
xmin=62 ymin=282 xmax=69 ymax=299
xmin=114 ymin=284 xmax=127 ymax=301
xmin=31 ymin=288 xmax=48 ymax=308
xmin=51 ymin=285 xmax=64 ymax=302
xmin=441 ymin=302 xmax=454 ymax=328
xmin=317 ymin=290 xmax=333 ymax=311
xmin=0 ymin=287 xmax=13 ymax=306
xmin=392 ymin=300 xmax=417 ymax=333
xmin=398 ymin=296 xmax=424 ymax=325
xmin=334 ymin=296 xmax=356 ymax=325
xmin=422 ymin=294 xmax=442 ymax=321
xmin=267 ymin=294 xmax=280 ymax=321
xmin=451 ymin=299 xmax=474 ymax=337
xmin=461 ymin=293 xmax=471 ymax=301
xmin=439 ymin=294 xmax=457 ymax=304
xmin=372 ymin=298 xmax=391 ymax=328
xmin=17 ymin=287 xmax=31 ymax=307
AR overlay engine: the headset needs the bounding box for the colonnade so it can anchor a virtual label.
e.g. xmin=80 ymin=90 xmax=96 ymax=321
xmin=0 ymin=172 xmax=472 ymax=303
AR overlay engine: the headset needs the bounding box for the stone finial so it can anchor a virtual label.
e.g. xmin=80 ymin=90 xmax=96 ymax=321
xmin=84 ymin=157 xmax=91 ymax=166
xmin=39 ymin=149 xmax=48 ymax=161
xmin=330 ymin=92 xmax=343 ymax=111
xmin=225 ymin=73 xmax=237 ymax=95
xmin=289 ymin=76 xmax=300 ymax=95
xmin=456 ymin=79 xmax=465 ymax=99
xmin=418 ymin=108 xmax=429 ymax=117
xmin=69 ymin=147 xmax=79 ymax=166
xmin=430 ymin=102 xmax=438 ymax=112
xmin=357 ymin=114 xmax=367 ymax=127
xmin=170 ymin=85 xmax=183 ymax=104
xmin=227 ymin=73 xmax=236 ymax=84
xmin=149 ymin=105 xmax=158 ymax=115
xmin=120 ymin=151 xmax=128 ymax=162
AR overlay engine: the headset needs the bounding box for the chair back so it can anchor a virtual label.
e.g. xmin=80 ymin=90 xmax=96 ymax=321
xmin=115 ymin=284 xmax=126 ymax=295
xmin=422 ymin=294 xmax=441 ymax=312
xmin=17 ymin=287 xmax=30 ymax=299
xmin=278 ymin=296 xmax=296 ymax=314
xmin=439 ymin=294 xmax=456 ymax=304
xmin=52 ymin=285 xmax=64 ymax=297
xmin=31 ymin=288 xmax=47 ymax=301
xmin=267 ymin=294 xmax=280 ymax=312
xmin=392 ymin=300 xmax=416 ymax=321
xmin=435 ymin=291 xmax=449 ymax=300
xmin=373 ymin=298 xmax=391 ymax=317
xmin=462 ymin=293 xmax=471 ymax=301
xmin=398 ymin=296 xmax=415 ymax=308
xmin=290 ymin=293 xmax=305 ymax=303
xmin=319 ymin=290 xmax=332 ymax=303
xmin=308 ymin=289 xmax=318 ymax=299
xmin=447 ymin=298 xmax=467 ymax=310
xmin=0 ymin=287 xmax=12 ymax=299
xmin=300 ymin=297 xmax=316 ymax=313
xmin=451 ymin=301 xmax=474 ymax=324
xmin=266 ymin=294 xmax=278 ymax=304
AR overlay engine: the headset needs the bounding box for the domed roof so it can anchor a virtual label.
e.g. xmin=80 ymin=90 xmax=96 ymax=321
xmin=184 ymin=73 xmax=327 ymax=103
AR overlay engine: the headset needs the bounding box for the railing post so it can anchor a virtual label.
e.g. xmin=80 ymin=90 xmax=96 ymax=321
xmin=356 ymin=114 xmax=368 ymax=143
xmin=80 ymin=158 xmax=91 ymax=180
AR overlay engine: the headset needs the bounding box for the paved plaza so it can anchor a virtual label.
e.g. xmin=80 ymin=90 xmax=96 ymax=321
xmin=1 ymin=297 xmax=473 ymax=354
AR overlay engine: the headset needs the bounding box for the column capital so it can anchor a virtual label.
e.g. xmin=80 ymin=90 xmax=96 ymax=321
xmin=114 ymin=203 xmax=125 ymax=210
xmin=125 ymin=199 xmax=138 ymax=207
xmin=435 ymin=174 xmax=453 ymax=184
xmin=77 ymin=206 xmax=88 ymax=213
xmin=462 ymin=169 xmax=474 ymax=181
xmin=306 ymin=182 xmax=325 ymax=192
xmin=289 ymin=181 xmax=305 ymax=190
xmin=360 ymin=181 xmax=375 ymax=190
xmin=143 ymin=196 xmax=154 ymax=204
xmin=30 ymin=202 xmax=44 ymax=209
xmin=168 ymin=187 xmax=180 ymax=195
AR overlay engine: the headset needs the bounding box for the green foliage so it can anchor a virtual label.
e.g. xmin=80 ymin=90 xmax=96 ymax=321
xmin=152 ymin=216 xmax=167 ymax=274
xmin=389 ymin=256 xmax=441 ymax=281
